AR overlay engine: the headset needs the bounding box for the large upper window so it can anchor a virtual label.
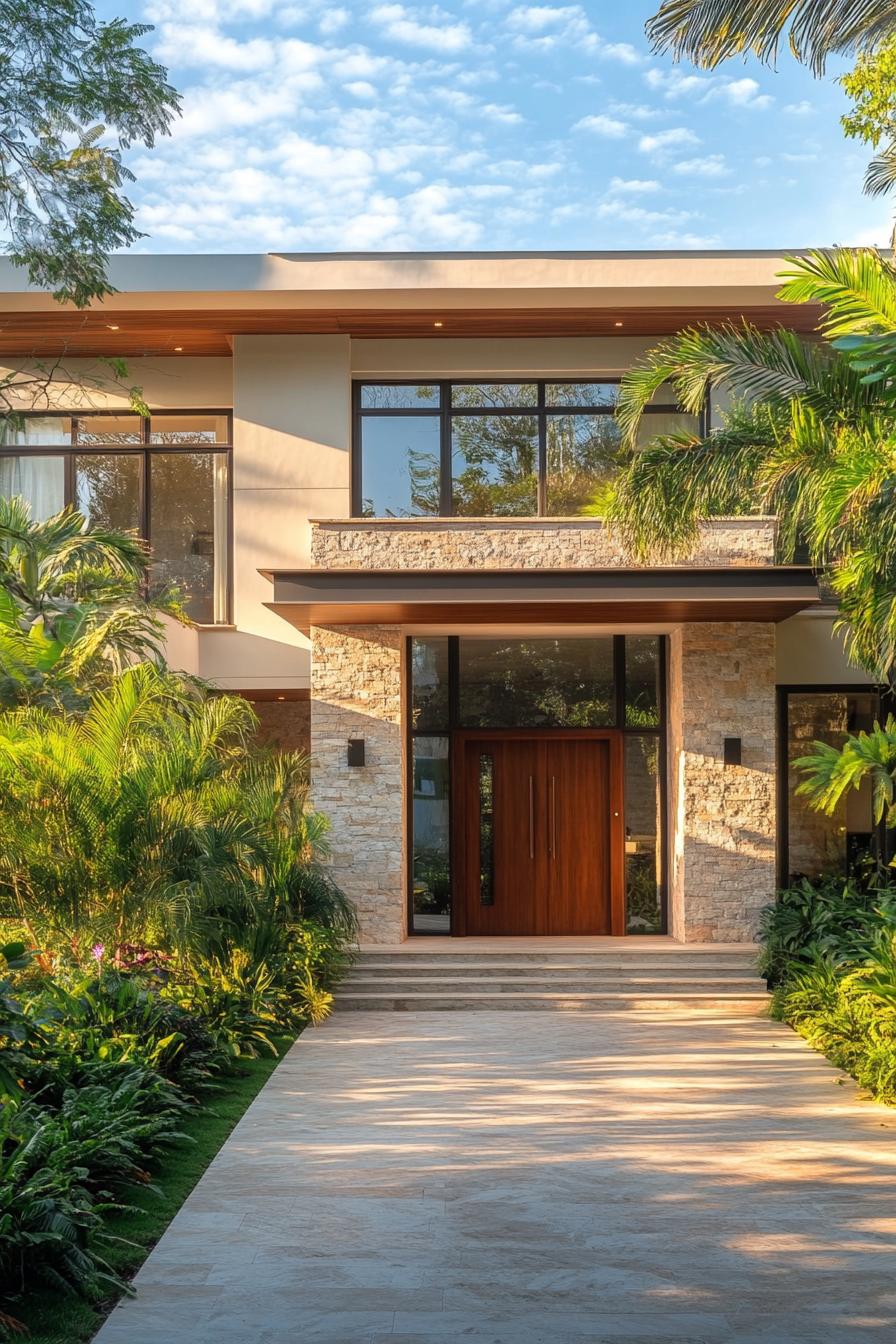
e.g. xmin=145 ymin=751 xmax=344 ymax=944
xmin=354 ymin=380 xmax=700 ymax=518
xmin=0 ymin=412 xmax=231 ymax=624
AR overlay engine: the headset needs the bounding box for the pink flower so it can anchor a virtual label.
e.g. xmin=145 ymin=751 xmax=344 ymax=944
xmin=91 ymin=943 xmax=105 ymax=962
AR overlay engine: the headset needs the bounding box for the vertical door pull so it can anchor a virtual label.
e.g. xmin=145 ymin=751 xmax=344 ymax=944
xmin=528 ymin=775 xmax=535 ymax=859
xmin=549 ymin=775 xmax=556 ymax=858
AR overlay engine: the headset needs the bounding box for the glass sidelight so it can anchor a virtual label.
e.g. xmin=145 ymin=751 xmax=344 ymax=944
xmin=478 ymin=753 xmax=495 ymax=906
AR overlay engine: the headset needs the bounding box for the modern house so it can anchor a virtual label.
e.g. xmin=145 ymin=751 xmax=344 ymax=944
xmin=0 ymin=251 xmax=880 ymax=948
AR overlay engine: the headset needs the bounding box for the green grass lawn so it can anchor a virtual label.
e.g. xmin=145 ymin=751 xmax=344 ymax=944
xmin=14 ymin=1036 xmax=297 ymax=1344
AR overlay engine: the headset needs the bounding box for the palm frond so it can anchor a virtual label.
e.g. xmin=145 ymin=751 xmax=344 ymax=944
xmin=616 ymin=321 xmax=873 ymax=450
xmin=777 ymin=248 xmax=896 ymax=334
xmin=646 ymin=0 xmax=896 ymax=73
xmin=607 ymin=410 xmax=773 ymax=561
xmin=865 ymin=146 xmax=896 ymax=197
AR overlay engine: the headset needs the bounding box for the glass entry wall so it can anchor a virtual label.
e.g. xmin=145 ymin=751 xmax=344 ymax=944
xmin=408 ymin=634 xmax=666 ymax=935
xmin=355 ymin=381 xmax=700 ymax=518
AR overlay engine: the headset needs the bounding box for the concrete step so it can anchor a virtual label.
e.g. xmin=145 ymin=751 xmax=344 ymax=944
xmin=342 ymin=974 xmax=764 ymax=994
xmin=345 ymin=962 xmax=759 ymax=980
xmin=335 ymin=990 xmax=770 ymax=1014
xmin=352 ymin=952 xmax=759 ymax=969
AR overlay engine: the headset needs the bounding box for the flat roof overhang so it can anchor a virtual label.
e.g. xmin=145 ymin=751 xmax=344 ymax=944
xmin=261 ymin=566 xmax=821 ymax=632
xmin=0 ymin=250 xmax=825 ymax=356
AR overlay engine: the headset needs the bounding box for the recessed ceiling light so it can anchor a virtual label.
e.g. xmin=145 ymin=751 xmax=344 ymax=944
xmin=614 ymin=321 xmax=624 ymax=328
xmin=276 ymin=695 xmax=286 ymax=701
xmin=433 ymin=321 xmax=443 ymax=328
xmin=173 ymin=345 xmax=183 ymax=351
xmin=107 ymin=324 xmax=119 ymax=330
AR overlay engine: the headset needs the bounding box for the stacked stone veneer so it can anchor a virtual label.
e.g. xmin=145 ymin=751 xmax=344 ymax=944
xmin=308 ymin=521 xmax=781 ymax=945
xmin=668 ymin=623 xmax=776 ymax=943
xmin=310 ymin=517 xmax=776 ymax=571
xmin=310 ymin=625 xmax=405 ymax=944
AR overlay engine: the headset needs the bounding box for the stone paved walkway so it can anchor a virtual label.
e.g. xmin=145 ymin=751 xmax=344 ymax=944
xmin=95 ymin=1010 xmax=896 ymax=1344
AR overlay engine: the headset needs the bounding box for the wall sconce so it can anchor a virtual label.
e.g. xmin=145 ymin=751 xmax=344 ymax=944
xmin=347 ymin=739 xmax=366 ymax=767
xmin=723 ymin=737 xmax=742 ymax=767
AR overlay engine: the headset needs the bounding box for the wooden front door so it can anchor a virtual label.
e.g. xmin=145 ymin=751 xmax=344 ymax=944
xmin=456 ymin=732 xmax=624 ymax=936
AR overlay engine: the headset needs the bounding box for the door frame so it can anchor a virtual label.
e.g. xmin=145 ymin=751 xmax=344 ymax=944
xmin=450 ymin=727 xmax=627 ymax=937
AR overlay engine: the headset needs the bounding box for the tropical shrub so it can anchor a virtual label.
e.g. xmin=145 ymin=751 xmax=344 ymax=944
xmin=761 ymin=875 xmax=896 ymax=1103
xmin=0 ymin=1112 xmax=130 ymax=1305
xmin=759 ymin=874 xmax=896 ymax=985
xmin=0 ymin=497 xmax=176 ymax=710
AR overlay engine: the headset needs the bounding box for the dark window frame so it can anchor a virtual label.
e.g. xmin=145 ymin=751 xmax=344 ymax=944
xmin=406 ymin=633 xmax=668 ymax=936
xmin=776 ymin=682 xmax=889 ymax=889
xmin=353 ymin=379 xmax=703 ymax=518
xmin=0 ymin=409 xmax=234 ymax=624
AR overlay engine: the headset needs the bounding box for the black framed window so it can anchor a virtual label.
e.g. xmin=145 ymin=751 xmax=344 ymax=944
xmin=0 ymin=411 xmax=232 ymax=624
xmin=354 ymin=380 xmax=701 ymax=518
xmin=407 ymin=634 xmax=667 ymax=936
xmin=777 ymin=685 xmax=886 ymax=886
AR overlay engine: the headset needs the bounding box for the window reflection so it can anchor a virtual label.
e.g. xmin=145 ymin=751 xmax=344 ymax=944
xmin=458 ymin=637 xmax=615 ymax=727
xmin=625 ymin=735 xmax=662 ymax=933
xmin=149 ymin=452 xmax=228 ymax=624
xmin=75 ymin=454 xmax=141 ymax=533
xmin=411 ymin=637 xmax=450 ymax=731
xmin=360 ymin=415 xmax=440 ymax=516
xmin=625 ymin=635 xmax=661 ymax=728
xmin=451 ymin=414 xmax=538 ymax=516
xmin=786 ymin=691 xmax=879 ymax=880
xmin=412 ymin=737 xmax=451 ymax=933
xmin=545 ymin=414 xmax=623 ymax=516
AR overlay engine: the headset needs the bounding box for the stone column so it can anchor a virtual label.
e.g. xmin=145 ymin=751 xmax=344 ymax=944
xmin=310 ymin=624 xmax=405 ymax=945
xmin=668 ymin=623 xmax=776 ymax=943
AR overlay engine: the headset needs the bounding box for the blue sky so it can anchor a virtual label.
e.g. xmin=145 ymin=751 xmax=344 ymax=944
xmin=98 ymin=0 xmax=894 ymax=252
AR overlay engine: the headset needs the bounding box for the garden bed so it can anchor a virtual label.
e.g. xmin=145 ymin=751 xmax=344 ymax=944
xmin=14 ymin=1039 xmax=294 ymax=1344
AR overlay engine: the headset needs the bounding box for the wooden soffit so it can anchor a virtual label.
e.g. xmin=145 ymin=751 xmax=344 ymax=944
xmin=262 ymin=566 xmax=821 ymax=632
xmin=0 ymin=303 xmax=823 ymax=358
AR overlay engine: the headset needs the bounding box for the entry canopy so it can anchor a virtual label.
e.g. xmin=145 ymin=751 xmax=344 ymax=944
xmin=262 ymin=566 xmax=821 ymax=631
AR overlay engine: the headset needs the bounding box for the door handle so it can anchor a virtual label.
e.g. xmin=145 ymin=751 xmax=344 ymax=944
xmin=528 ymin=775 xmax=534 ymax=860
xmin=549 ymin=774 xmax=556 ymax=859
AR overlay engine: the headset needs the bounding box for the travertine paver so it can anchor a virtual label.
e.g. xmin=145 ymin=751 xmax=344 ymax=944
xmin=95 ymin=1011 xmax=896 ymax=1344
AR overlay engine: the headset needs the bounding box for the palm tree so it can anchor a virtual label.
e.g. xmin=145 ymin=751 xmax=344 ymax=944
xmin=610 ymin=247 xmax=896 ymax=684
xmin=646 ymin=1 xmax=896 ymax=74
xmin=0 ymin=496 xmax=171 ymax=706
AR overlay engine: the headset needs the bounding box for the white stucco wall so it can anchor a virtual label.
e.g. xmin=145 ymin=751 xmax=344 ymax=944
xmin=775 ymin=612 xmax=875 ymax=686
xmin=198 ymin=335 xmax=351 ymax=690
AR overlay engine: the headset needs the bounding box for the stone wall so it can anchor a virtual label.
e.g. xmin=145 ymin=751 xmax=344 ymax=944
xmin=310 ymin=517 xmax=776 ymax=571
xmin=668 ymin=623 xmax=776 ymax=943
xmin=310 ymin=625 xmax=404 ymax=944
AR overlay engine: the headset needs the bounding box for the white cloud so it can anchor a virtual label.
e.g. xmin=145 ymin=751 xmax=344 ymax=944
xmin=344 ymin=80 xmax=377 ymax=99
xmin=784 ymin=100 xmax=814 ymax=116
xmin=607 ymin=101 xmax=663 ymax=121
xmin=482 ymin=103 xmax=524 ymax=124
xmin=318 ymin=7 xmax=348 ymax=34
xmin=638 ymin=127 xmax=699 ymax=153
xmin=504 ymin=4 xmax=642 ymax=60
xmin=608 ymin=176 xmax=661 ymax=193
xmin=652 ymin=230 xmax=721 ymax=248
xmin=596 ymin=200 xmax=694 ymax=226
xmin=574 ymin=114 xmax=628 ymax=138
xmin=672 ymin=154 xmax=731 ymax=178
xmin=713 ymin=77 xmax=773 ymax=109
xmin=369 ymin=4 xmax=472 ymax=52
xmin=645 ymin=67 xmax=773 ymax=110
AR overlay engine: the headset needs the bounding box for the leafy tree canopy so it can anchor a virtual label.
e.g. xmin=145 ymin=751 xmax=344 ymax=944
xmin=0 ymin=0 xmax=180 ymax=307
